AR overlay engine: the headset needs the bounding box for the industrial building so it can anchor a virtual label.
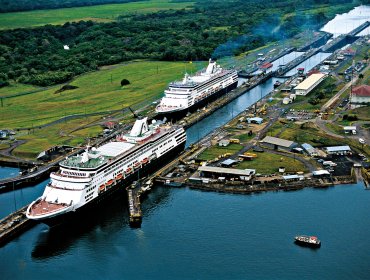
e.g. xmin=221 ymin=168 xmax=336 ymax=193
xmin=325 ymin=145 xmax=352 ymax=155
xmin=197 ymin=166 xmax=256 ymax=181
xmin=343 ymin=126 xmax=357 ymax=135
xmin=301 ymin=143 xmax=318 ymax=157
xmin=260 ymin=136 xmax=297 ymax=151
xmin=294 ymin=73 xmax=326 ymax=96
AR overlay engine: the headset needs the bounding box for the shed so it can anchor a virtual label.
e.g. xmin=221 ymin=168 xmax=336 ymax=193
xmin=294 ymin=73 xmax=326 ymax=96
xmin=343 ymin=126 xmax=356 ymax=134
xmin=282 ymin=174 xmax=304 ymax=181
xmin=325 ymin=145 xmax=351 ymax=155
xmin=218 ymin=139 xmax=230 ymax=147
xmin=260 ymin=136 xmax=297 ymax=151
xmin=301 ymin=143 xmax=318 ymax=157
xmin=220 ymin=159 xmax=238 ymax=167
xmin=247 ymin=117 xmax=263 ymax=124
xmin=312 ymin=170 xmax=330 ymax=176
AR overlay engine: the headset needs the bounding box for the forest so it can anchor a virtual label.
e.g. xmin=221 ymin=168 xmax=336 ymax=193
xmin=0 ymin=0 xmax=142 ymax=13
xmin=0 ymin=0 xmax=363 ymax=87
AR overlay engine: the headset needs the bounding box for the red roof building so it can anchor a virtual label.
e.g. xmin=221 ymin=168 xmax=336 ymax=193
xmin=352 ymin=85 xmax=370 ymax=105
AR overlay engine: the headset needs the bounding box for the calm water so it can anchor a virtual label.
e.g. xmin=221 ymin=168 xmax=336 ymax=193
xmin=284 ymin=52 xmax=332 ymax=77
xmin=2 ymin=184 xmax=370 ymax=279
xmin=2 ymin=6 xmax=370 ymax=279
xmin=320 ymin=5 xmax=370 ymax=37
xmin=0 ymin=166 xmax=19 ymax=179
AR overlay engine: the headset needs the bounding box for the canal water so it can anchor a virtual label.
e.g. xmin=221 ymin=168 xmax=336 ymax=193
xmin=2 ymin=5 xmax=370 ymax=279
xmin=320 ymin=5 xmax=370 ymax=37
xmin=284 ymin=52 xmax=332 ymax=77
xmin=0 ymin=166 xmax=19 ymax=180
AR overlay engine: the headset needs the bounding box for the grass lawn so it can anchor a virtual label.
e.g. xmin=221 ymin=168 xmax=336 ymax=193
xmin=197 ymin=144 xmax=243 ymax=161
xmin=236 ymin=152 xmax=307 ymax=174
xmin=13 ymin=116 xmax=103 ymax=158
xmin=0 ymin=0 xmax=194 ymax=30
xmin=0 ymin=83 xmax=39 ymax=98
xmin=0 ymin=60 xmax=203 ymax=129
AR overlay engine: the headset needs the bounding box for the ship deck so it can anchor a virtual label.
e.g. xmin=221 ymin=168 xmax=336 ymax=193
xmin=28 ymin=200 xmax=68 ymax=217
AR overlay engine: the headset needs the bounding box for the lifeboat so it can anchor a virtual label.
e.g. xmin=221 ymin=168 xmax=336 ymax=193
xmin=116 ymin=173 xmax=123 ymax=180
xmin=106 ymin=179 xmax=114 ymax=186
xmin=126 ymin=167 xmax=132 ymax=174
xmin=142 ymin=157 xmax=148 ymax=164
xmin=99 ymin=184 xmax=106 ymax=192
xmin=133 ymin=162 xmax=141 ymax=169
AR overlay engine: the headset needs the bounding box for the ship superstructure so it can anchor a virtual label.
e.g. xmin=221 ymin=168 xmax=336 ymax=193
xmin=26 ymin=117 xmax=186 ymax=226
xmin=156 ymin=59 xmax=238 ymax=115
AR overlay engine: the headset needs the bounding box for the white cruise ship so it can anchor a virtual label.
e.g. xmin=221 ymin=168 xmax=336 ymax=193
xmin=156 ymin=59 xmax=238 ymax=116
xmin=26 ymin=117 xmax=186 ymax=226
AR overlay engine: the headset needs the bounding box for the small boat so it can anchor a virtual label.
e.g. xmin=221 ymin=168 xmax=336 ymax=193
xmin=116 ymin=173 xmax=123 ymax=180
xmin=142 ymin=157 xmax=148 ymax=164
xmin=99 ymin=184 xmax=105 ymax=192
xmin=273 ymin=81 xmax=281 ymax=88
xmin=133 ymin=162 xmax=141 ymax=169
xmin=294 ymin=235 xmax=321 ymax=248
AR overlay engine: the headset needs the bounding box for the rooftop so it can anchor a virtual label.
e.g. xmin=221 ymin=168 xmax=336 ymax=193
xmin=261 ymin=136 xmax=296 ymax=148
xmin=294 ymin=73 xmax=326 ymax=91
xmin=352 ymin=85 xmax=370 ymax=97
xmin=198 ymin=166 xmax=256 ymax=176
xmin=326 ymin=145 xmax=351 ymax=152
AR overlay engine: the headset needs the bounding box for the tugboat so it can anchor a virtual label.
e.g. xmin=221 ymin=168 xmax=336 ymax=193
xmin=294 ymin=235 xmax=321 ymax=248
xmin=273 ymin=80 xmax=281 ymax=88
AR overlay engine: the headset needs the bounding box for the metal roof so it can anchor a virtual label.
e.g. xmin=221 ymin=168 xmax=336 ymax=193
xmin=198 ymin=166 xmax=256 ymax=176
xmin=313 ymin=170 xmax=330 ymax=176
xmin=343 ymin=126 xmax=356 ymax=130
xmin=261 ymin=136 xmax=295 ymax=148
xmin=282 ymin=175 xmax=304 ymax=180
xmin=302 ymin=143 xmax=315 ymax=151
xmin=326 ymin=145 xmax=351 ymax=152
xmin=221 ymin=159 xmax=237 ymax=166
xmin=294 ymin=73 xmax=326 ymax=91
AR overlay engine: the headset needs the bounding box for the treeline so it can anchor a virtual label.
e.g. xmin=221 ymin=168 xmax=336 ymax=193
xmin=0 ymin=0 xmax=142 ymax=13
xmin=0 ymin=0 xmax=358 ymax=87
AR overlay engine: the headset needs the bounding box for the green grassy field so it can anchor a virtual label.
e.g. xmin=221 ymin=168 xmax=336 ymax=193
xmin=0 ymin=83 xmax=39 ymax=97
xmin=0 ymin=0 xmax=194 ymax=30
xmin=236 ymin=152 xmax=307 ymax=174
xmin=0 ymin=60 xmax=202 ymax=129
xmin=197 ymin=144 xmax=244 ymax=161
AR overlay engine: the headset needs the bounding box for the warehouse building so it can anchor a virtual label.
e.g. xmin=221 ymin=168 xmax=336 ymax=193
xmin=260 ymin=136 xmax=297 ymax=151
xmin=325 ymin=145 xmax=351 ymax=155
xmin=197 ymin=166 xmax=256 ymax=181
xmin=294 ymin=73 xmax=326 ymax=96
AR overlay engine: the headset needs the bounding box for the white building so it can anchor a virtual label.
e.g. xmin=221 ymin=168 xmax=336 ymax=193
xmin=294 ymin=73 xmax=326 ymax=96
xmin=351 ymin=85 xmax=370 ymax=105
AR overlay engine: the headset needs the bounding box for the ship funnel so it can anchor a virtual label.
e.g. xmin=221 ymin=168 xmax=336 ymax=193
xmin=130 ymin=117 xmax=149 ymax=137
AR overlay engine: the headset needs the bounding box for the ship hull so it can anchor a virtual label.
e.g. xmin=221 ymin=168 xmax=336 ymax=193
xmin=40 ymin=141 xmax=186 ymax=227
xmin=156 ymin=80 xmax=238 ymax=121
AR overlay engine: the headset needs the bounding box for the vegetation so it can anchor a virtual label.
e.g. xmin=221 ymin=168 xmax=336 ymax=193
xmin=120 ymin=79 xmax=130 ymax=86
xmin=0 ymin=60 xmax=201 ymax=129
xmin=0 ymin=0 xmax=194 ymax=30
xmin=0 ymin=0 xmax=142 ymax=13
xmin=236 ymin=152 xmax=307 ymax=174
xmin=0 ymin=0 xmax=358 ymax=87
xmin=197 ymin=143 xmax=243 ymax=161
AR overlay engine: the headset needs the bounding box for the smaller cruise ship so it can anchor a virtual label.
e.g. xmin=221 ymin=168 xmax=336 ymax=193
xmin=156 ymin=59 xmax=238 ymax=117
xmin=26 ymin=117 xmax=186 ymax=226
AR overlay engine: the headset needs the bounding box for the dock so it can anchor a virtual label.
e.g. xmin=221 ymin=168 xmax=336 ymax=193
xmin=0 ymin=205 xmax=37 ymax=246
xmin=127 ymin=186 xmax=142 ymax=227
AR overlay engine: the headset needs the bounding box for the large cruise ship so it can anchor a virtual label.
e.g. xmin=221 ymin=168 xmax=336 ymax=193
xmin=26 ymin=117 xmax=186 ymax=226
xmin=156 ymin=59 xmax=238 ymax=117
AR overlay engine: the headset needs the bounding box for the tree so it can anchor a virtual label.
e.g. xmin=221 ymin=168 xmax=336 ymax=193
xmin=359 ymin=73 xmax=364 ymax=79
xmin=120 ymin=79 xmax=130 ymax=86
